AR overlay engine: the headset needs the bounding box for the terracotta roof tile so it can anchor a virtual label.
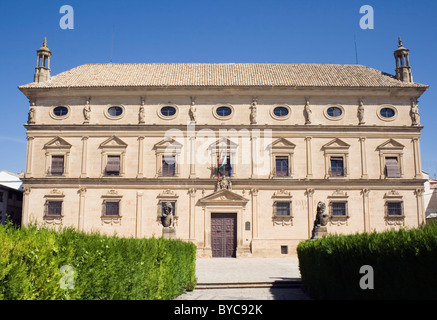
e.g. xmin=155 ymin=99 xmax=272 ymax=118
xmin=19 ymin=63 xmax=428 ymax=89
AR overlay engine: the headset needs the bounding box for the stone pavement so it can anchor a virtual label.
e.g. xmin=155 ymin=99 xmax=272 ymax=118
xmin=175 ymin=257 xmax=311 ymax=300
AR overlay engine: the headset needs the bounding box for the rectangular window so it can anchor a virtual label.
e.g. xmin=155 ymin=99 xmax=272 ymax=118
xmin=105 ymin=201 xmax=120 ymax=216
xmin=0 ymin=192 xmax=3 ymax=202
xmin=51 ymin=155 xmax=65 ymax=176
xmin=330 ymin=157 xmax=344 ymax=177
xmin=275 ymin=202 xmax=291 ymax=216
xmin=106 ymin=155 xmax=120 ymax=176
xmin=387 ymin=202 xmax=403 ymax=216
xmin=275 ymin=156 xmax=289 ymax=177
xmin=332 ymin=202 xmax=347 ymax=216
xmin=385 ymin=157 xmax=401 ymax=178
xmin=47 ymin=201 xmax=62 ymax=216
xmin=162 ymin=155 xmax=176 ymax=176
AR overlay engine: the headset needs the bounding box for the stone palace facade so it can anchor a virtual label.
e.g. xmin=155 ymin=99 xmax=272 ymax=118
xmin=19 ymin=38 xmax=428 ymax=257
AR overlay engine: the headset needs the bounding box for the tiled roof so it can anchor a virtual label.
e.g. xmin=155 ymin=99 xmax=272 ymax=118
xmin=19 ymin=63 xmax=428 ymax=89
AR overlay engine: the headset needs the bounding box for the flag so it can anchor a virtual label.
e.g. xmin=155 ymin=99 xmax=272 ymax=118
xmin=218 ymin=151 xmax=227 ymax=180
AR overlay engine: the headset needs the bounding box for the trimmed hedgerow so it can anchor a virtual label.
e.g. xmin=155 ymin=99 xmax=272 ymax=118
xmin=0 ymin=223 xmax=196 ymax=300
xmin=297 ymin=223 xmax=437 ymax=300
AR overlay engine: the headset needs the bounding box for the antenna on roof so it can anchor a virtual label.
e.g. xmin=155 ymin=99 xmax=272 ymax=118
xmin=354 ymin=35 xmax=359 ymax=64
xmin=110 ymin=26 xmax=114 ymax=63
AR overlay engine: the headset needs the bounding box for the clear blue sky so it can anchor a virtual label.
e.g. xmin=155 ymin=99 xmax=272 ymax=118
xmin=1 ymin=0 xmax=436 ymax=177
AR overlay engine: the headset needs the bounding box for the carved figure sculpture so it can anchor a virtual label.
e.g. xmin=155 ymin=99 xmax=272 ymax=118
xmin=139 ymin=105 xmax=145 ymax=124
xmin=161 ymin=202 xmax=174 ymax=228
xmin=311 ymin=201 xmax=329 ymax=239
xmin=304 ymin=97 xmax=312 ymax=124
xmin=410 ymin=98 xmax=420 ymax=126
xmin=83 ymin=98 xmax=91 ymax=123
xmin=358 ymin=98 xmax=365 ymax=125
xmin=28 ymin=107 xmax=35 ymax=124
xmin=216 ymin=175 xmax=232 ymax=191
xmin=189 ymin=98 xmax=197 ymax=123
xmin=250 ymin=97 xmax=257 ymax=124
xmin=315 ymin=201 xmax=329 ymax=227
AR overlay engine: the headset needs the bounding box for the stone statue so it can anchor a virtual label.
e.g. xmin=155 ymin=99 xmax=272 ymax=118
xmin=315 ymin=201 xmax=329 ymax=227
xmin=139 ymin=106 xmax=145 ymax=124
xmin=311 ymin=201 xmax=329 ymax=239
xmin=304 ymin=97 xmax=312 ymax=125
xmin=410 ymin=98 xmax=420 ymax=126
xmin=216 ymin=175 xmax=232 ymax=191
xmin=28 ymin=107 xmax=35 ymax=124
xmin=161 ymin=202 xmax=174 ymax=228
xmin=358 ymin=98 xmax=365 ymax=125
xmin=83 ymin=98 xmax=91 ymax=123
xmin=250 ymin=97 xmax=257 ymax=125
xmin=189 ymin=96 xmax=197 ymax=123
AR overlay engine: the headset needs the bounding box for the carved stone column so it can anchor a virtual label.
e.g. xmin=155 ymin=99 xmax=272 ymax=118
xmin=412 ymin=137 xmax=422 ymax=179
xmin=80 ymin=136 xmax=88 ymax=178
xmin=189 ymin=136 xmax=196 ymax=179
xmin=22 ymin=187 xmax=31 ymax=226
xmin=414 ymin=188 xmax=425 ymax=226
xmin=136 ymin=192 xmax=143 ymax=238
xmin=188 ymin=188 xmax=196 ymax=241
xmin=251 ymin=135 xmax=258 ymax=178
xmin=25 ymin=137 xmax=34 ymax=178
xmin=361 ymin=189 xmax=370 ymax=232
xmin=306 ymin=188 xmax=315 ymax=238
xmin=359 ymin=137 xmax=368 ymax=179
xmin=78 ymin=188 xmax=86 ymax=231
xmin=305 ymin=137 xmax=313 ymax=178
xmin=137 ymin=136 xmax=144 ymax=178
xmin=250 ymin=188 xmax=259 ymax=239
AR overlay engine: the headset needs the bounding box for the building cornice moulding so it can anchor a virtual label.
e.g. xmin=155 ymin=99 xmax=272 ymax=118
xmin=19 ymin=85 xmax=428 ymax=100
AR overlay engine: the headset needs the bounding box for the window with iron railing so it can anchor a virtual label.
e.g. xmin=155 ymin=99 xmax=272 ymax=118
xmin=45 ymin=201 xmax=63 ymax=216
xmin=105 ymin=155 xmax=121 ymax=176
xmin=330 ymin=157 xmax=345 ymax=177
xmin=50 ymin=156 xmax=65 ymax=176
xmin=275 ymin=156 xmax=290 ymax=177
xmin=162 ymin=155 xmax=176 ymax=177
xmin=385 ymin=157 xmax=401 ymax=178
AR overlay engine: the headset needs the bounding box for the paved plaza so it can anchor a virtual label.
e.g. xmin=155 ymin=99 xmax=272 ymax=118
xmin=175 ymin=257 xmax=311 ymax=300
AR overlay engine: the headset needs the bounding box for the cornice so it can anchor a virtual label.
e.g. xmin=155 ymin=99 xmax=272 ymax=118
xmin=22 ymin=177 xmax=427 ymax=189
xmin=24 ymin=124 xmax=423 ymax=135
xmin=19 ymin=85 xmax=428 ymax=100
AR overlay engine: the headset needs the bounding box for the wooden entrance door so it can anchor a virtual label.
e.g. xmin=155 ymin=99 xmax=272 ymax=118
xmin=211 ymin=213 xmax=237 ymax=258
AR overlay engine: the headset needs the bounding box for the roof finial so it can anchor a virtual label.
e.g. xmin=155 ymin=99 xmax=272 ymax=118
xmin=398 ymin=36 xmax=403 ymax=47
xmin=43 ymin=37 xmax=47 ymax=47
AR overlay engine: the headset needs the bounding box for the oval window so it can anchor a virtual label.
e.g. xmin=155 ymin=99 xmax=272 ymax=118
xmin=380 ymin=107 xmax=395 ymax=118
xmin=160 ymin=106 xmax=177 ymax=117
xmin=216 ymin=106 xmax=232 ymax=117
xmin=273 ymin=106 xmax=289 ymax=117
xmin=327 ymin=107 xmax=342 ymax=117
xmin=108 ymin=106 xmax=123 ymax=117
xmin=53 ymin=106 xmax=69 ymax=117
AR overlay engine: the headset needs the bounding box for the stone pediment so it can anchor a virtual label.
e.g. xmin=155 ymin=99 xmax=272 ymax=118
xmin=208 ymin=137 xmax=238 ymax=151
xmin=377 ymin=139 xmax=405 ymax=150
xmin=199 ymin=189 xmax=249 ymax=206
xmin=99 ymin=136 xmax=127 ymax=149
xmin=267 ymin=138 xmax=296 ymax=150
xmin=153 ymin=138 xmax=183 ymax=150
xmin=44 ymin=137 xmax=72 ymax=149
xmin=322 ymin=138 xmax=350 ymax=150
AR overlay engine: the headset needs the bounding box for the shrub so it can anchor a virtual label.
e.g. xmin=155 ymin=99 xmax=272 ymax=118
xmin=297 ymin=223 xmax=437 ymax=299
xmin=0 ymin=223 xmax=196 ymax=300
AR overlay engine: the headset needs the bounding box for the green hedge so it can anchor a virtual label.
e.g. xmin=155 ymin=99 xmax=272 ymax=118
xmin=0 ymin=223 xmax=196 ymax=300
xmin=297 ymin=223 xmax=437 ymax=300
